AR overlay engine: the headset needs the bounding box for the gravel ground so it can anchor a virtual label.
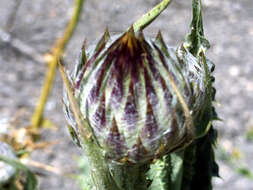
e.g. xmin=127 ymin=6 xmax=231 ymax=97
xmin=0 ymin=0 xmax=253 ymax=189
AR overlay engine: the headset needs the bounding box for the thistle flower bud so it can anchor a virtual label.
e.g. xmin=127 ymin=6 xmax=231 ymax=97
xmin=64 ymin=28 xmax=210 ymax=164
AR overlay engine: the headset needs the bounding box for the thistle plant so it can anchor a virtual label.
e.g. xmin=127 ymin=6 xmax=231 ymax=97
xmin=60 ymin=0 xmax=219 ymax=189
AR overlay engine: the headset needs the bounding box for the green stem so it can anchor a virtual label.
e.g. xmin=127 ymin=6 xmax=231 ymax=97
xmin=84 ymin=144 xmax=120 ymax=190
xmin=109 ymin=163 xmax=150 ymax=190
xmin=30 ymin=0 xmax=85 ymax=129
xmin=132 ymin=0 xmax=172 ymax=32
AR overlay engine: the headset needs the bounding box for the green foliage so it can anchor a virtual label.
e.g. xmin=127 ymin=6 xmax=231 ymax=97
xmin=64 ymin=0 xmax=219 ymax=189
xmin=184 ymin=0 xmax=210 ymax=57
xmin=0 ymin=155 xmax=38 ymax=190
xmin=237 ymin=167 xmax=253 ymax=180
xmin=147 ymin=156 xmax=171 ymax=190
xmin=74 ymin=155 xmax=93 ymax=190
xmin=246 ymin=126 xmax=253 ymax=142
xmin=217 ymin=145 xmax=253 ymax=181
xmin=182 ymin=127 xmax=219 ymax=190
xmin=180 ymin=0 xmax=219 ymax=189
xmin=168 ymin=153 xmax=184 ymax=190
xmin=146 ymin=152 xmax=185 ymax=190
xmin=180 ymin=144 xmax=196 ymax=190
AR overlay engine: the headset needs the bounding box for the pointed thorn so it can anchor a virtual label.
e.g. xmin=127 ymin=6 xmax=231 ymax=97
xmin=155 ymin=30 xmax=168 ymax=51
xmin=104 ymin=26 xmax=110 ymax=40
xmin=111 ymin=117 xmax=120 ymax=134
xmin=128 ymin=25 xmax=135 ymax=34
xmin=95 ymin=27 xmax=110 ymax=52
xmin=81 ymin=38 xmax=87 ymax=51
xmin=155 ymin=30 xmax=164 ymax=43
xmin=156 ymin=30 xmax=162 ymax=39
xmin=121 ymin=26 xmax=138 ymax=56
xmin=81 ymin=39 xmax=87 ymax=62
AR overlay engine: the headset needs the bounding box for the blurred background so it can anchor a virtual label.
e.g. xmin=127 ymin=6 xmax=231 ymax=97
xmin=0 ymin=0 xmax=253 ymax=189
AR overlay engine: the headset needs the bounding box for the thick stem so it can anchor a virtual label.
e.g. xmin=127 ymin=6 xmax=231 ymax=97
xmin=132 ymin=0 xmax=172 ymax=32
xmin=84 ymin=144 xmax=120 ymax=190
xmin=108 ymin=163 xmax=150 ymax=190
xmin=30 ymin=0 xmax=85 ymax=129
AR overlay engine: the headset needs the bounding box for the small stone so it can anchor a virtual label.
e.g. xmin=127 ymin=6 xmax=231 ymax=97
xmin=229 ymin=65 xmax=240 ymax=77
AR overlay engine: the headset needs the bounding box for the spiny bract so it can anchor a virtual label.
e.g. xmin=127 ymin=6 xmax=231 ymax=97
xmin=64 ymin=27 xmax=211 ymax=164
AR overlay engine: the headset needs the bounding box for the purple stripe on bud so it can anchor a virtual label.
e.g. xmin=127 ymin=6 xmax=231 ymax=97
xmin=124 ymin=81 xmax=138 ymax=130
xmin=75 ymin=30 xmax=110 ymax=89
xmin=107 ymin=118 xmax=126 ymax=156
xmin=92 ymin=93 xmax=106 ymax=131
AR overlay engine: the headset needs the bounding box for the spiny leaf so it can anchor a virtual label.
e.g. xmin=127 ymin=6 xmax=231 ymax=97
xmin=58 ymin=58 xmax=97 ymax=144
xmin=148 ymin=152 xmax=185 ymax=190
xmin=184 ymin=0 xmax=210 ymax=57
xmin=147 ymin=156 xmax=170 ymax=190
